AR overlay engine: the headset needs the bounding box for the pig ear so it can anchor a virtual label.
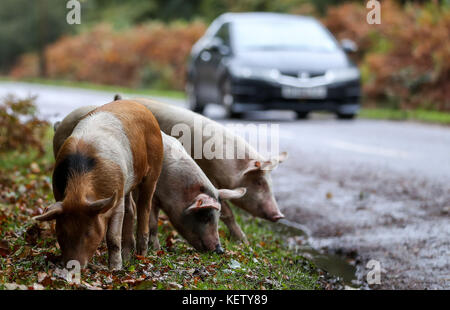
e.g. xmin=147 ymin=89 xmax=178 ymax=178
xmin=185 ymin=198 xmax=221 ymax=215
xmin=88 ymin=191 xmax=118 ymax=214
xmin=33 ymin=202 xmax=63 ymax=221
xmin=53 ymin=121 xmax=61 ymax=132
xmin=218 ymin=187 xmax=246 ymax=200
xmin=274 ymin=151 xmax=288 ymax=164
xmin=260 ymin=152 xmax=288 ymax=171
xmin=241 ymin=160 xmax=262 ymax=176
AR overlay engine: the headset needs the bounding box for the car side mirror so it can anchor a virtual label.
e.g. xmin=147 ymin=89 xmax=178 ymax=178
xmin=340 ymin=39 xmax=358 ymax=53
xmin=208 ymin=38 xmax=230 ymax=56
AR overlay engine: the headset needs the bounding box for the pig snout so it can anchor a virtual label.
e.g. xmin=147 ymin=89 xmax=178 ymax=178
xmin=270 ymin=212 xmax=285 ymax=222
xmin=259 ymin=200 xmax=285 ymax=222
xmin=214 ymin=244 xmax=224 ymax=254
xmin=266 ymin=211 xmax=285 ymax=222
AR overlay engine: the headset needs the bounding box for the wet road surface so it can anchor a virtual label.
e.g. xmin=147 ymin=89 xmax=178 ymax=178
xmin=1 ymin=81 xmax=448 ymax=289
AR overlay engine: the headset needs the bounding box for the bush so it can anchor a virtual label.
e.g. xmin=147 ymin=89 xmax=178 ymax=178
xmin=323 ymin=0 xmax=450 ymax=112
xmin=10 ymin=22 xmax=206 ymax=91
xmin=10 ymin=1 xmax=450 ymax=112
xmin=0 ymin=95 xmax=49 ymax=155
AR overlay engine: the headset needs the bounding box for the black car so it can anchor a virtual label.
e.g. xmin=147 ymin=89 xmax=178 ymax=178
xmin=186 ymin=12 xmax=361 ymax=119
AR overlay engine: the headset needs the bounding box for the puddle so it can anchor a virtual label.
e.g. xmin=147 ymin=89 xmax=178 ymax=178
xmin=271 ymin=219 xmax=360 ymax=288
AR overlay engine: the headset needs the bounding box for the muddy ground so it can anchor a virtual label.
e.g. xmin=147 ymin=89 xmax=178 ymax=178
xmin=253 ymin=116 xmax=450 ymax=289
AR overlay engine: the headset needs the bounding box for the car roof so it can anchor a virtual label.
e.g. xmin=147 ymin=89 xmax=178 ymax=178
xmin=203 ymin=12 xmax=319 ymax=38
xmin=216 ymin=12 xmax=316 ymax=24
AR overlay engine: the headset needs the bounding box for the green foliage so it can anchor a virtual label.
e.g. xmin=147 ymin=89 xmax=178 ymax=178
xmin=138 ymin=63 xmax=176 ymax=90
xmin=0 ymin=95 xmax=49 ymax=156
xmin=0 ymin=0 xmax=72 ymax=72
xmin=360 ymin=108 xmax=450 ymax=125
xmin=1 ymin=77 xmax=185 ymax=99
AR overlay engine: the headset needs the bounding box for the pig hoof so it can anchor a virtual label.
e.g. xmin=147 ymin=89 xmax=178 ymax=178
xmin=235 ymin=236 xmax=249 ymax=245
xmin=109 ymin=262 xmax=122 ymax=271
xmin=137 ymin=241 xmax=148 ymax=256
xmin=122 ymin=247 xmax=134 ymax=262
xmin=149 ymin=237 xmax=160 ymax=251
xmin=229 ymin=230 xmax=248 ymax=244
xmin=137 ymin=248 xmax=147 ymax=256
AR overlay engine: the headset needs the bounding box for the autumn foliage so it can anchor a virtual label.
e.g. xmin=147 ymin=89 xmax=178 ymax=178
xmin=11 ymin=21 xmax=206 ymax=90
xmin=0 ymin=96 xmax=49 ymax=155
xmin=323 ymin=0 xmax=450 ymax=111
xmin=10 ymin=1 xmax=450 ymax=111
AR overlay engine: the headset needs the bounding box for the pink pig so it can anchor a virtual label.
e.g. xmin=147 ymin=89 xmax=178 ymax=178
xmin=133 ymin=98 xmax=287 ymax=242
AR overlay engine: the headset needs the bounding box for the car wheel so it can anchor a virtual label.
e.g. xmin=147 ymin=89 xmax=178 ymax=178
xmin=230 ymin=111 xmax=243 ymax=119
xmin=296 ymin=112 xmax=309 ymax=119
xmin=186 ymin=82 xmax=204 ymax=114
xmin=220 ymin=79 xmax=242 ymax=119
xmin=337 ymin=113 xmax=356 ymax=120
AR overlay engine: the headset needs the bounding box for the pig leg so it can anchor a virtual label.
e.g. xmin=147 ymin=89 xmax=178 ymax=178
xmin=148 ymin=199 xmax=161 ymax=250
xmin=220 ymin=201 xmax=248 ymax=244
xmin=136 ymin=176 xmax=158 ymax=256
xmin=107 ymin=197 xmax=125 ymax=270
xmin=122 ymin=193 xmax=136 ymax=262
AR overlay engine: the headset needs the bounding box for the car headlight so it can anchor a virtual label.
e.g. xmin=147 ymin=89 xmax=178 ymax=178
xmin=325 ymin=67 xmax=360 ymax=83
xmin=230 ymin=66 xmax=280 ymax=81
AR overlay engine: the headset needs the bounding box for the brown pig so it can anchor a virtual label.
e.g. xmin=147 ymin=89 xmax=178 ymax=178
xmin=53 ymin=104 xmax=246 ymax=254
xmin=132 ymin=98 xmax=288 ymax=243
xmin=35 ymin=100 xmax=163 ymax=269
xmin=52 ymin=105 xmax=97 ymax=158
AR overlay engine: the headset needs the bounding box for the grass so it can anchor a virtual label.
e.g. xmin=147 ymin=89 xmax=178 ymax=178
xmin=359 ymin=108 xmax=450 ymax=125
xmin=0 ymin=76 xmax=185 ymax=99
xmin=0 ymin=126 xmax=325 ymax=290
xmin=2 ymin=76 xmax=450 ymax=126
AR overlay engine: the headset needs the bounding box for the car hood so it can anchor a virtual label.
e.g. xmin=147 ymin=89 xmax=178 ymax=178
xmin=233 ymin=50 xmax=351 ymax=74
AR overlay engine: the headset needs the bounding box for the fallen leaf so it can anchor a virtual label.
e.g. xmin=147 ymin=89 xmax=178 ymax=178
xmin=4 ymin=283 xmax=28 ymax=290
xmin=30 ymin=162 xmax=41 ymax=174
xmin=229 ymin=259 xmax=241 ymax=270
xmin=25 ymin=224 xmax=42 ymax=245
xmin=37 ymin=272 xmax=48 ymax=283
xmin=0 ymin=240 xmax=10 ymax=257
xmin=169 ymin=282 xmax=182 ymax=289
xmin=30 ymin=283 xmax=45 ymax=290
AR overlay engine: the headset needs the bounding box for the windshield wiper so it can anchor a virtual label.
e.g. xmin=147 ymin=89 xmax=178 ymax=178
xmin=244 ymin=45 xmax=328 ymax=52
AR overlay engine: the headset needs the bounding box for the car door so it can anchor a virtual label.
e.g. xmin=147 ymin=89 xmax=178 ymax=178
xmin=195 ymin=23 xmax=231 ymax=104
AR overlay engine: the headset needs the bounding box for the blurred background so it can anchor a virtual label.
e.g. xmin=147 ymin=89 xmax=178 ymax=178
xmin=0 ymin=0 xmax=449 ymax=116
xmin=0 ymin=0 xmax=449 ymax=289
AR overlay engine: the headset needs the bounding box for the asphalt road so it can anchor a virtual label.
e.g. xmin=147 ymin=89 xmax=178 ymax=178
xmin=1 ymin=81 xmax=449 ymax=289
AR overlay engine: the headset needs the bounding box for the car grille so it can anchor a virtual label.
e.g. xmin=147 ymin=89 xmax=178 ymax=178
xmin=280 ymin=71 xmax=325 ymax=79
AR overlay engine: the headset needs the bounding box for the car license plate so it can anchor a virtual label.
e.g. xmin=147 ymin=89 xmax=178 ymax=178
xmin=281 ymin=86 xmax=327 ymax=99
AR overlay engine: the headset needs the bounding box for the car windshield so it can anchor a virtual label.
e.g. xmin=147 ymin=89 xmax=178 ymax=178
xmin=232 ymin=18 xmax=339 ymax=52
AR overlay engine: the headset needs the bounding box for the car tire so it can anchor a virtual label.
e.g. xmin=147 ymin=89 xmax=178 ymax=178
xmin=220 ymin=78 xmax=242 ymax=119
xmin=337 ymin=113 xmax=356 ymax=120
xmin=230 ymin=111 xmax=244 ymax=119
xmin=296 ymin=112 xmax=309 ymax=119
xmin=186 ymin=81 xmax=205 ymax=114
